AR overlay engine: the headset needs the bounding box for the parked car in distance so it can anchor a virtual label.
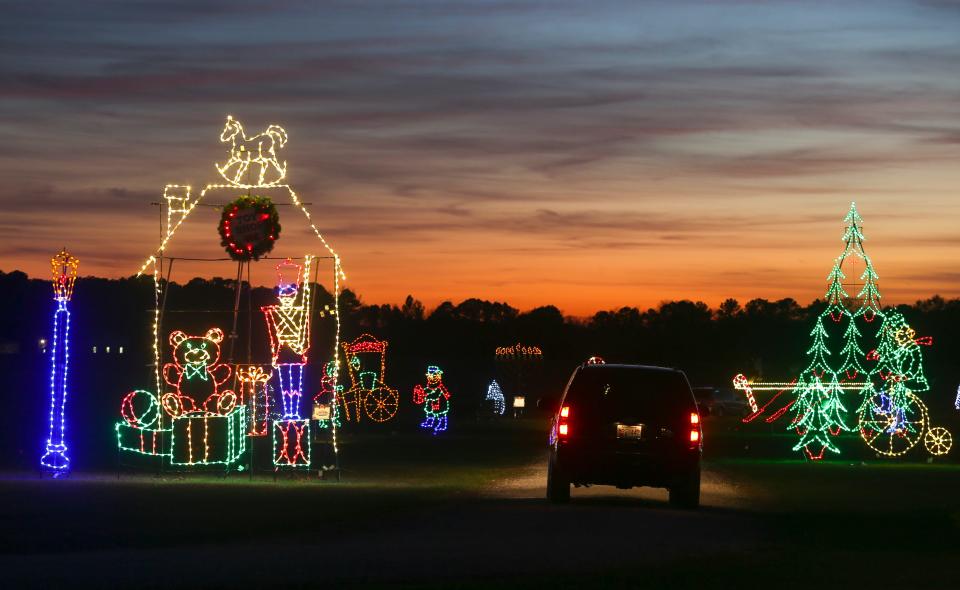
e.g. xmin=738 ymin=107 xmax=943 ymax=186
xmin=547 ymin=363 xmax=702 ymax=508
xmin=692 ymin=386 xmax=749 ymax=417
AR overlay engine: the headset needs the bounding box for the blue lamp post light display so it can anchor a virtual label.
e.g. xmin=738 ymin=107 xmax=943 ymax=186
xmin=41 ymin=248 xmax=79 ymax=475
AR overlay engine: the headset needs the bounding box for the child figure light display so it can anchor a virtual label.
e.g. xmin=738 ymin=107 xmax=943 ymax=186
xmin=313 ymin=360 xmax=342 ymax=429
xmin=40 ymin=248 xmax=79 ymax=474
xmin=413 ymin=366 xmax=452 ymax=434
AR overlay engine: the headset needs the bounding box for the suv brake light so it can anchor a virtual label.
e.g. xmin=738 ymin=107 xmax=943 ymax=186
xmin=558 ymin=406 xmax=571 ymax=440
xmin=689 ymin=411 xmax=701 ymax=446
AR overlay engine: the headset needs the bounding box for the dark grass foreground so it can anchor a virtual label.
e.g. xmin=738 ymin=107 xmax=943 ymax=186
xmin=1 ymin=418 xmax=958 ymax=589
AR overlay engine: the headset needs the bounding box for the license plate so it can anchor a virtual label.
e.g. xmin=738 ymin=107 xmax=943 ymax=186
xmin=616 ymin=424 xmax=643 ymax=439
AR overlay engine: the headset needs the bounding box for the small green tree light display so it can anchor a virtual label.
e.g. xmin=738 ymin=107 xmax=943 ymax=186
xmin=789 ymin=314 xmax=851 ymax=459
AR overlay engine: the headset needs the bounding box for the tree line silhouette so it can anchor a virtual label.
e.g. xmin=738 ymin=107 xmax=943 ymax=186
xmin=2 ymin=269 xmax=958 ymax=469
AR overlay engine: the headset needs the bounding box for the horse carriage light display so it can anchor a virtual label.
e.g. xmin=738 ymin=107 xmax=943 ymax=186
xmin=340 ymin=334 xmax=399 ymax=423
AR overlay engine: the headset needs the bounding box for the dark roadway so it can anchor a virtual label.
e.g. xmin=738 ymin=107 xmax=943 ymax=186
xmin=1 ymin=421 xmax=958 ymax=589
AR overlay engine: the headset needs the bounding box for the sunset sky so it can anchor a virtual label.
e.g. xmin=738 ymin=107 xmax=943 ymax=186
xmin=1 ymin=1 xmax=958 ymax=316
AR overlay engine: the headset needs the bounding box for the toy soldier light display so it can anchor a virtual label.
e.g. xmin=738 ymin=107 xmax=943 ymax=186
xmin=262 ymin=257 xmax=312 ymax=419
xmin=262 ymin=257 xmax=313 ymax=467
xmin=41 ymin=248 xmax=79 ymax=475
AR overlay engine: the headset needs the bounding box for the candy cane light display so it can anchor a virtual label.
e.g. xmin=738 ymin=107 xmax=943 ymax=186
xmin=40 ymin=248 xmax=79 ymax=474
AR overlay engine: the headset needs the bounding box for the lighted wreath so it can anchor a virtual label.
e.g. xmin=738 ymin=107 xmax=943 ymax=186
xmin=218 ymin=195 xmax=281 ymax=261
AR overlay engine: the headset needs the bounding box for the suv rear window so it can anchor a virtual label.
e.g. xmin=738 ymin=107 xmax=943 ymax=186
xmin=564 ymin=367 xmax=694 ymax=423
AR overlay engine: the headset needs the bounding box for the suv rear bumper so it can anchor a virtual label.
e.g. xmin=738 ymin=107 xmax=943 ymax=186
xmin=555 ymin=444 xmax=700 ymax=488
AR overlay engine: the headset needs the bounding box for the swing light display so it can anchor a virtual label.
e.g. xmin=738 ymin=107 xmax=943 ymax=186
xmin=117 ymin=116 xmax=345 ymax=469
xmin=40 ymin=248 xmax=79 ymax=473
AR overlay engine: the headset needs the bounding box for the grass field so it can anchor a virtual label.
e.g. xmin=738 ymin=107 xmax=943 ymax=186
xmin=2 ymin=416 xmax=959 ymax=588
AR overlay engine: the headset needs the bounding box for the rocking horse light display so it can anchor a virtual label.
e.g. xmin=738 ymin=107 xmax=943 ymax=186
xmin=216 ymin=115 xmax=288 ymax=187
xmin=732 ymin=203 xmax=951 ymax=460
xmin=116 ymin=116 xmax=344 ymax=472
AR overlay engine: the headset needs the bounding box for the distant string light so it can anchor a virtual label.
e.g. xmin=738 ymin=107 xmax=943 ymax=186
xmin=495 ymin=344 xmax=543 ymax=358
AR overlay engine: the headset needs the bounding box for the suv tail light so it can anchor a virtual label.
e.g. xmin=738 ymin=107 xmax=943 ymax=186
xmin=689 ymin=411 xmax=701 ymax=446
xmin=558 ymin=405 xmax=571 ymax=440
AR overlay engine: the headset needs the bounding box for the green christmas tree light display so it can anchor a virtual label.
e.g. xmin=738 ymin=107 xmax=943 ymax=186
xmin=838 ymin=312 xmax=867 ymax=380
xmin=789 ymin=314 xmax=851 ymax=459
xmin=786 ymin=202 xmax=949 ymax=459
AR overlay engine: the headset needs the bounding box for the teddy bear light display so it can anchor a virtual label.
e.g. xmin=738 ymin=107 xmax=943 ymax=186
xmin=160 ymin=328 xmax=237 ymax=417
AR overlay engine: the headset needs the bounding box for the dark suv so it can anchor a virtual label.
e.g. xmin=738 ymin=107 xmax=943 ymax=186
xmin=547 ymin=363 xmax=702 ymax=507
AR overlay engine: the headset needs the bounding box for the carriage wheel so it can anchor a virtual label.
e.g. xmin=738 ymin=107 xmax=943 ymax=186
xmin=924 ymin=427 xmax=953 ymax=456
xmin=858 ymin=392 xmax=926 ymax=457
xmin=364 ymin=387 xmax=399 ymax=423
